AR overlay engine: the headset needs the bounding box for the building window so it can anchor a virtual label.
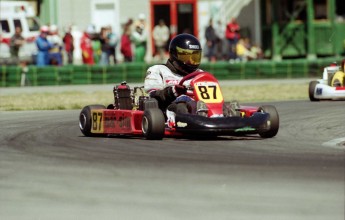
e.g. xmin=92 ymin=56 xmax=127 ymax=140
xmin=314 ymin=0 xmax=327 ymax=20
xmin=0 ymin=20 xmax=10 ymax=33
xmin=336 ymin=0 xmax=345 ymax=20
xmin=13 ymin=19 xmax=23 ymax=29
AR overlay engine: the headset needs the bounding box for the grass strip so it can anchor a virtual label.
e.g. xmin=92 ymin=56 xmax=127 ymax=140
xmin=0 ymin=84 xmax=308 ymax=111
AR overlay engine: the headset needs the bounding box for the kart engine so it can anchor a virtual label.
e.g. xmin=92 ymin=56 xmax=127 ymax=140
xmin=113 ymin=82 xmax=148 ymax=110
xmin=113 ymin=82 xmax=133 ymax=110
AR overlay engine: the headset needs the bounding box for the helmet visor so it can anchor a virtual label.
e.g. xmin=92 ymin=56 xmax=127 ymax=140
xmin=176 ymin=46 xmax=201 ymax=66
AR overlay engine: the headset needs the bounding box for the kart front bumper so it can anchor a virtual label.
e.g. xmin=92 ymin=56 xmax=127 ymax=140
xmin=174 ymin=112 xmax=269 ymax=136
xmin=314 ymin=84 xmax=345 ymax=100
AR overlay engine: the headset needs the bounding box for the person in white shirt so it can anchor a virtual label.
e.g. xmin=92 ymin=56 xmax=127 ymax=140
xmin=153 ymin=19 xmax=170 ymax=62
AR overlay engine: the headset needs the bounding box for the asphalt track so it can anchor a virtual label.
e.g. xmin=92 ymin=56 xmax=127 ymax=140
xmin=0 ymin=100 xmax=344 ymax=220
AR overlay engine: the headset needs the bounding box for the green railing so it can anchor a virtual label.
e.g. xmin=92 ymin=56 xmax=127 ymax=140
xmin=0 ymin=57 xmax=342 ymax=87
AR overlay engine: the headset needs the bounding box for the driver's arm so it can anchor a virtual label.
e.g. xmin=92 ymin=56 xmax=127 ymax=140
xmin=144 ymin=66 xmax=186 ymax=110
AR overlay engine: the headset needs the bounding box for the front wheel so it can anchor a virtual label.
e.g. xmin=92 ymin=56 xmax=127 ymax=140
xmin=142 ymin=108 xmax=165 ymax=140
xmin=308 ymin=81 xmax=319 ymax=101
xmin=79 ymin=104 xmax=106 ymax=137
xmin=258 ymin=105 xmax=279 ymax=138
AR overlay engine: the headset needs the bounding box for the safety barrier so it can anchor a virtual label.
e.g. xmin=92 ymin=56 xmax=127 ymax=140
xmin=0 ymin=57 xmax=342 ymax=87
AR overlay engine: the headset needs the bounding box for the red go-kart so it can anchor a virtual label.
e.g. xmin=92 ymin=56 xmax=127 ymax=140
xmin=79 ymin=71 xmax=279 ymax=140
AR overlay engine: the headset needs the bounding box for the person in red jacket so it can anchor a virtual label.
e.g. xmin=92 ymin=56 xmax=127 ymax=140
xmin=80 ymin=27 xmax=94 ymax=65
xmin=63 ymin=26 xmax=74 ymax=64
xmin=225 ymin=17 xmax=240 ymax=60
xmin=120 ymin=21 xmax=133 ymax=62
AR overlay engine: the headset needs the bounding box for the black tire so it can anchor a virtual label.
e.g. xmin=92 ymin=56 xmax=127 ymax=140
xmin=142 ymin=108 xmax=165 ymax=140
xmin=258 ymin=105 xmax=279 ymax=138
xmin=308 ymin=81 xmax=319 ymax=101
xmin=79 ymin=104 xmax=106 ymax=137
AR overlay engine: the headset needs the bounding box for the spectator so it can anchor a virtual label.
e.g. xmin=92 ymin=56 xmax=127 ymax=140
xmin=132 ymin=13 xmax=147 ymax=62
xmin=99 ymin=27 xmax=111 ymax=65
xmin=47 ymin=24 xmax=63 ymax=65
xmin=236 ymin=38 xmax=251 ymax=61
xmin=10 ymin=26 xmax=25 ymax=61
xmin=90 ymin=28 xmax=102 ymax=64
xmin=204 ymin=18 xmax=218 ymax=62
xmin=91 ymin=36 xmax=102 ymax=64
xmin=36 ymin=26 xmax=53 ymax=66
xmin=225 ymin=17 xmax=241 ymax=60
xmin=63 ymin=26 xmax=74 ymax=64
xmin=80 ymin=26 xmax=94 ymax=65
xmin=107 ymin=26 xmax=118 ymax=64
xmin=214 ymin=20 xmax=226 ymax=60
xmin=153 ymin=19 xmax=170 ymax=62
xmin=250 ymin=43 xmax=264 ymax=60
xmin=120 ymin=22 xmax=133 ymax=62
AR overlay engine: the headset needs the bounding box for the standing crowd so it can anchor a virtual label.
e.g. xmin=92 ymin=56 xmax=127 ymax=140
xmin=79 ymin=13 xmax=156 ymax=66
xmin=204 ymin=17 xmax=263 ymax=63
xmin=9 ymin=15 xmax=263 ymax=66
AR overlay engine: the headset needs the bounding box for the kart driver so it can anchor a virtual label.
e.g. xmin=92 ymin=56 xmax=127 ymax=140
xmin=330 ymin=59 xmax=345 ymax=87
xmin=144 ymin=33 xmax=203 ymax=115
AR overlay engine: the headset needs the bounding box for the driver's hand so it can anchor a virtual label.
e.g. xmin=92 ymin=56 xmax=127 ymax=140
xmin=172 ymin=84 xmax=187 ymax=97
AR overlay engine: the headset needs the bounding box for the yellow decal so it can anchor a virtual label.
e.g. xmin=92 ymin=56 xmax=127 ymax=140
xmin=91 ymin=110 xmax=104 ymax=133
xmin=195 ymin=82 xmax=223 ymax=103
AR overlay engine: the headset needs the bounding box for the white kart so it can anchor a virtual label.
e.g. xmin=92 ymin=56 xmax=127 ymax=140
xmin=309 ymin=63 xmax=345 ymax=101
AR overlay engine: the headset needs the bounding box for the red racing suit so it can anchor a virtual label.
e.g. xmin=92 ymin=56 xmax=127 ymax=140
xmin=80 ymin=32 xmax=94 ymax=65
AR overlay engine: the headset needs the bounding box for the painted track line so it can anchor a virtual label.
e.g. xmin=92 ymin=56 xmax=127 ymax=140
xmin=322 ymin=137 xmax=345 ymax=149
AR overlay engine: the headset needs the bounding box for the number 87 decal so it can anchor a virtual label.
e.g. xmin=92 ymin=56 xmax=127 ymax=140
xmin=91 ymin=111 xmax=104 ymax=133
xmin=196 ymin=85 xmax=223 ymax=103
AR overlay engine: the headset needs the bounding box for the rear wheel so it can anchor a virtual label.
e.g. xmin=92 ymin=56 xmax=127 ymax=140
xmin=258 ymin=105 xmax=279 ymax=138
xmin=308 ymin=81 xmax=319 ymax=101
xmin=142 ymin=108 xmax=165 ymax=140
xmin=79 ymin=105 xmax=106 ymax=137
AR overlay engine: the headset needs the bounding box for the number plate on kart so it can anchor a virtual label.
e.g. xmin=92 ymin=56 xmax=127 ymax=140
xmin=194 ymin=82 xmax=223 ymax=103
xmin=91 ymin=110 xmax=104 ymax=133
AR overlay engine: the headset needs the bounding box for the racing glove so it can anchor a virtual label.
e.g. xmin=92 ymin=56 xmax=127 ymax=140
xmin=171 ymin=85 xmax=187 ymax=97
xmin=149 ymin=85 xmax=187 ymax=111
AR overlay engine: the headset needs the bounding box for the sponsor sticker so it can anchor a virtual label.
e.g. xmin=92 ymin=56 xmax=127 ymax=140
xmin=176 ymin=121 xmax=188 ymax=127
xmin=316 ymin=88 xmax=322 ymax=95
xmin=235 ymin=126 xmax=256 ymax=132
xmin=166 ymin=79 xmax=179 ymax=86
xmin=189 ymin=45 xmax=200 ymax=49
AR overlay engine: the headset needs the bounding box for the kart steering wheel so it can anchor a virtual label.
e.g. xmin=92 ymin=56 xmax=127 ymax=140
xmin=179 ymin=71 xmax=205 ymax=86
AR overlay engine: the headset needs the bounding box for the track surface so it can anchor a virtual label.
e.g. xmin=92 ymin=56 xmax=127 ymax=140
xmin=0 ymin=101 xmax=344 ymax=220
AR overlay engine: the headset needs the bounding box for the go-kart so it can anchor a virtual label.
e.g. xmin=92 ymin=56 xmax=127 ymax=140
xmin=79 ymin=71 xmax=279 ymax=140
xmin=309 ymin=62 xmax=345 ymax=101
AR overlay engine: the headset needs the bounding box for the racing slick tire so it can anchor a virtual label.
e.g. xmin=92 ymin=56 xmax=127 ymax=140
xmin=308 ymin=81 xmax=319 ymax=101
xmin=142 ymin=108 xmax=165 ymax=140
xmin=258 ymin=105 xmax=279 ymax=138
xmin=79 ymin=104 xmax=106 ymax=137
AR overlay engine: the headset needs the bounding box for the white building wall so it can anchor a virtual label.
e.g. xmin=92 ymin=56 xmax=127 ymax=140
xmin=58 ymin=0 xmax=91 ymax=31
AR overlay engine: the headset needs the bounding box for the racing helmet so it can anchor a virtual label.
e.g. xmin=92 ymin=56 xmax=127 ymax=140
xmin=168 ymin=33 xmax=202 ymax=75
